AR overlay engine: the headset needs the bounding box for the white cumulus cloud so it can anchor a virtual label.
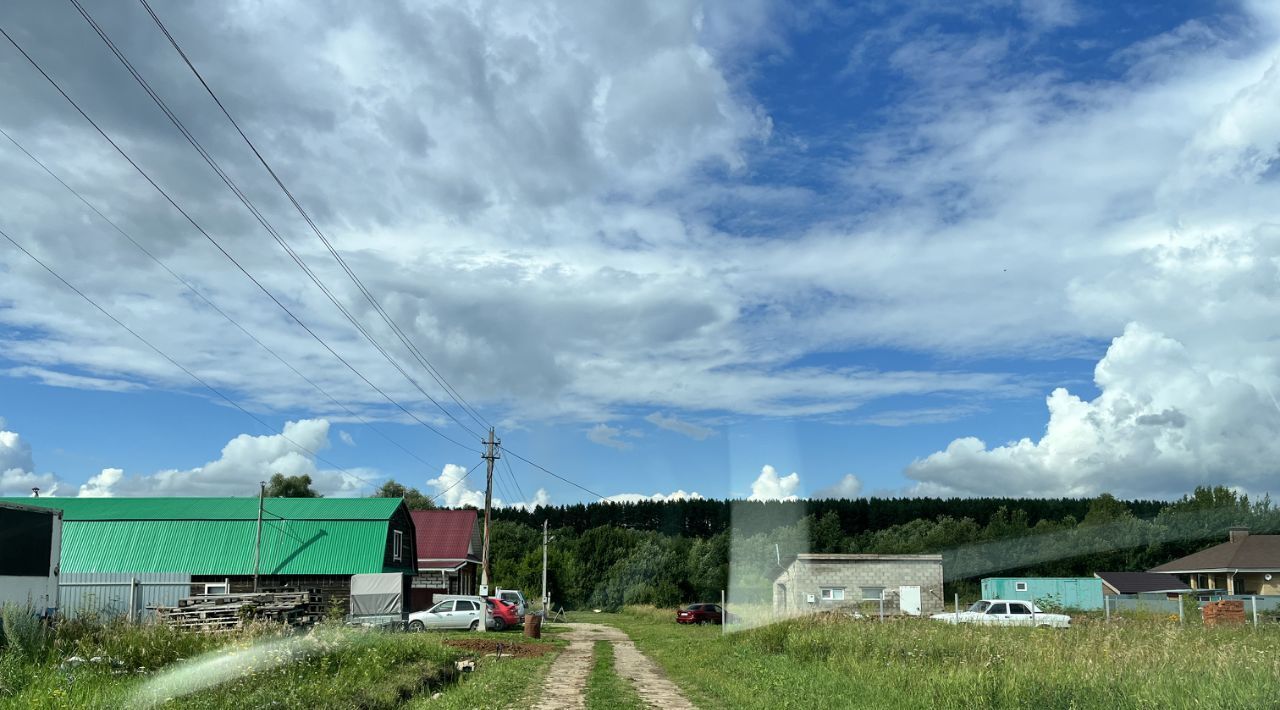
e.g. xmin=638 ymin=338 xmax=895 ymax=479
xmin=605 ymin=489 xmax=705 ymax=504
xmin=907 ymin=324 xmax=1280 ymax=498
xmin=747 ymin=464 xmax=800 ymax=501
xmin=813 ymin=474 xmax=863 ymax=500
xmin=65 ymin=419 xmax=373 ymax=498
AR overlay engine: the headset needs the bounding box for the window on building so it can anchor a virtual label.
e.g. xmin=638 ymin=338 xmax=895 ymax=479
xmin=820 ymin=587 xmax=845 ymax=601
xmin=1014 ymin=581 xmax=1028 ymax=592
xmin=204 ymin=582 xmax=228 ymax=595
xmin=861 ymin=587 xmax=884 ymax=601
xmin=393 ymin=530 xmax=403 ymax=562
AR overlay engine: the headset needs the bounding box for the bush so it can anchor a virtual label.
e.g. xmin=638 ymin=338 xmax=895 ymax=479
xmin=1 ymin=603 xmax=49 ymax=658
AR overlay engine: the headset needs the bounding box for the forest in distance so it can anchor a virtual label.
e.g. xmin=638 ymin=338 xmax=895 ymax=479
xmin=471 ymin=486 xmax=1278 ymax=610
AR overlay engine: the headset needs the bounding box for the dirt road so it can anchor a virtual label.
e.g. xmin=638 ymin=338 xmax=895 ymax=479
xmin=532 ymin=623 xmax=696 ymax=710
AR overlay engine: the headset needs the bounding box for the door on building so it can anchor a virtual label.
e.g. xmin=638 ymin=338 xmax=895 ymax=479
xmin=899 ymin=586 xmax=922 ymax=616
xmin=776 ymin=584 xmax=787 ymax=612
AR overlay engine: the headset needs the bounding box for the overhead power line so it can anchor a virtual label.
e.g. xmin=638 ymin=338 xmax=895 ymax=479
xmin=0 ymin=22 xmax=481 ymax=456
xmin=428 ymin=460 xmax=484 ymax=505
xmin=503 ymin=448 xmax=608 ymax=502
xmin=500 ymin=452 xmax=529 ymax=507
xmin=137 ymin=0 xmax=493 ymax=435
xmin=0 ymin=124 xmax=447 ymax=481
xmin=62 ymin=0 xmax=483 ymax=445
xmin=0 ymin=225 xmax=378 ymax=492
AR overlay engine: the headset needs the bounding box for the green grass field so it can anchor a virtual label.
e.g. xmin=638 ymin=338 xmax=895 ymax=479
xmin=583 ymin=606 xmax=1280 ymax=709
xmin=0 ymin=611 xmax=559 ymax=710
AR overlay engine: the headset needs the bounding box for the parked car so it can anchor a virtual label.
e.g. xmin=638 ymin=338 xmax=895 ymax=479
xmin=408 ymin=595 xmax=494 ymax=631
xmin=930 ymin=599 xmax=1071 ymax=628
xmin=495 ymin=588 xmax=527 ymax=617
xmin=676 ymin=603 xmax=735 ymax=625
xmin=487 ymin=597 xmax=520 ymax=631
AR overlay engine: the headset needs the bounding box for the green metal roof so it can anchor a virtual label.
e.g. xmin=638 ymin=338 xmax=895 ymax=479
xmin=0 ymin=497 xmax=409 ymax=575
xmin=0 ymin=497 xmax=402 ymax=521
xmin=58 ymin=519 xmax=391 ymax=575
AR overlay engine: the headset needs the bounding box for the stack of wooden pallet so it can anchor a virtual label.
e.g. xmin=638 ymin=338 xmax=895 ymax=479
xmin=152 ymin=590 xmax=324 ymax=631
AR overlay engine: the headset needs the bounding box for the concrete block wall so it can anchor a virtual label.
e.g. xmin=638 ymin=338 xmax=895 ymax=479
xmin=774 ymin=558 xmax=945 ymax=615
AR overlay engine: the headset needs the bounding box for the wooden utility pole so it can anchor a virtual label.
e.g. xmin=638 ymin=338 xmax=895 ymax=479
xmin=252 ymin=481 xmax=265 ymax=592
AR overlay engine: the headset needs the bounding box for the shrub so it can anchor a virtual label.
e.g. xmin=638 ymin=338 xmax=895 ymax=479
xmin=1 ymin=603 xmax=49 ymax=658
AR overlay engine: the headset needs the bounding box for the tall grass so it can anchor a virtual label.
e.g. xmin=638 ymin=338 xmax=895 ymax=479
xmin=605 ymin=606 xmax=1280 ymax=709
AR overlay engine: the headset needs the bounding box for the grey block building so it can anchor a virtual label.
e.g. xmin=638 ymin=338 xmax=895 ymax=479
xmin=773 ymin=553 xmax=945 ymax=615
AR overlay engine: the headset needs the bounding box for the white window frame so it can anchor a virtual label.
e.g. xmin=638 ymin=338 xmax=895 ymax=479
xmin=861 ymin=586 xmax=885 ymax=601
xmin=1014 ymin=581 xmax=1028 ymax=592
xmin=204 ymin=581 xmax=229 ymax=595
xmin=820 ymin=587 xmax=845 ymax=601
xmin=393 ymin=530 xmax=403 ymax=562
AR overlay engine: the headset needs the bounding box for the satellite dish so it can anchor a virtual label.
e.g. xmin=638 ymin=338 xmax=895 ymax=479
xmin=1266 ymin=574 xmax=1273 ymax=582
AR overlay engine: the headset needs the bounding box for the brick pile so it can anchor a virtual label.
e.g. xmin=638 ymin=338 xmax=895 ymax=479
xmin=1201 ymin=600 xmax=1246 ymax=626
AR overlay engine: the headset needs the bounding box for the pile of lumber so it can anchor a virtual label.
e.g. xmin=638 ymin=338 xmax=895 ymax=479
xmin=153 ymin=590 xmax=324 ymax=631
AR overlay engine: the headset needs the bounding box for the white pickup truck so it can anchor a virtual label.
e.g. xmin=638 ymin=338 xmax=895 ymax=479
xmin=930 ymin=599 xmax=1071 ymax=628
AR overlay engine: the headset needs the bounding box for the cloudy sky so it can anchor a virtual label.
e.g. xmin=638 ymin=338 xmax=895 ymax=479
xmin=3 ymin=0 xmax=1280 ymax=504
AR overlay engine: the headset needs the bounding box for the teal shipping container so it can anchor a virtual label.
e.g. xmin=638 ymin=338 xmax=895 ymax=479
xmin=980 ymin=577 xmax=1103 ymax=611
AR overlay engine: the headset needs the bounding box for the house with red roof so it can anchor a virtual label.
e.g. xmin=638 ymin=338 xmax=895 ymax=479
xmin=409 ymin=509 xmax=481 ymax=610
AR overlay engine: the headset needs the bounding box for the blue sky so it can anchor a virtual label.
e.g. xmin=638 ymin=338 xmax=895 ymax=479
xmin=4 ymin=0 xmax=1280 ymax=504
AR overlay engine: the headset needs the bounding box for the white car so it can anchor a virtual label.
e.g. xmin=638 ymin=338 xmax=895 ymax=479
xmin=930 ymin=599 xmax=1071 ymax=628
xmin=408 ymin=596 xmax=494 ymax=632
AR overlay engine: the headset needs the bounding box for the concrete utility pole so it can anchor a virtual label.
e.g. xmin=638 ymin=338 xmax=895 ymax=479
xmin=542 ymin=519 xmax=552 ymax=613
xmin=479 ymin=429 xmax=499 ymax=632
xmin=253 ymin=481 xmax=265 ymax=592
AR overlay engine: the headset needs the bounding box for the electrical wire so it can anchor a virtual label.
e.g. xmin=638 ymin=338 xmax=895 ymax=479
xmin=63 ymin=0 xmax=483 ymax=444
xmin=499 ymin=451 xmax=529 ymax=507
xmin=0 ymin=22 xmax=481 ymax=456
xmin=0 ymin=225 xmax=380 ymax=491
xmin=137 ymin=0 xmax=494 ymax=435
xmin=503 ymin=448 xmax=608 ymax=502
xmin=0 ymin=124 xmax=447 ymax=481
xmin=427 ymin=460 xmax=484 ymax=505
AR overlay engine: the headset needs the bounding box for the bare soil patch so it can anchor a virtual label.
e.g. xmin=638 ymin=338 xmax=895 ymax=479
xmin=444 ymin=637 xmax=558 ymax=658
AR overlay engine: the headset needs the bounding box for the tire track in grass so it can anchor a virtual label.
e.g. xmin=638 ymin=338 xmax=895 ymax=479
xmin=585 ymin=640 xmax=644 ymax=710
xmin=533 ymin=623 xmax=695 ymax=710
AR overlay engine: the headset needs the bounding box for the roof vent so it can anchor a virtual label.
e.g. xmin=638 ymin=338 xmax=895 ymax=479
xmin=1228 ymin=526 xmax=1249 ymax=543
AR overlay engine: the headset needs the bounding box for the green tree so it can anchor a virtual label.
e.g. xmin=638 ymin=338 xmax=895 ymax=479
xmin=372 ymin=479 xmax=435 ymax=510
xmin=265 ymin=473 xmax=320 ymax=498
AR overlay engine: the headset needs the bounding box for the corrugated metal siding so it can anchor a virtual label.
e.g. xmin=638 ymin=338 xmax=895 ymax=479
xmin=60 ymin=520 xmax=390 ymax=575
xmin=59 ymin=572 xmax=190 ymax=621
xmin=981 ymin=577 xmax=1104 ymax=610
xmin=0 ymin=497 xmax=403 ymax=521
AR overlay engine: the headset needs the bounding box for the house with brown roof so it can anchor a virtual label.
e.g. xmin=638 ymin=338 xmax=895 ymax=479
xmin=408 ymin=509 xmax=481 ymax=611
xmin=1149 ymin=527 xmax=1280 ymax=596
xmin=1094 ymin=571 xmax=1192 ymax=598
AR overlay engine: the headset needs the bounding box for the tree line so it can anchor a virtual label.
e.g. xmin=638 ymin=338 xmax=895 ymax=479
xmin=481 ymin=487 xmax=1277 ymax=609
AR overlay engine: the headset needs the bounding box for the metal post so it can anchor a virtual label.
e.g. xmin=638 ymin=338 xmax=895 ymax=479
xmin=1178 ymin=594 xmax=1184 ymax=625
xmin=878 ymin=593 xmax=884 ymax=622
xmin=954 ymin=593 xmax=959 ymax=618
xmin=253 ymin=481 xmax=265 ymax=592
xmin=128 ymin=578 xmax=138 ymax=623
xmin=1252 ymin=596 xmax=1258 ymax=627
xmin=1104 ymin=596 xmax=1110 ymax=623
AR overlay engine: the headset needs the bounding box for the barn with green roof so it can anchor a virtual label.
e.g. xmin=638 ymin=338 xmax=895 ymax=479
xmin=0 ymin=497 xmax=417 ymax=612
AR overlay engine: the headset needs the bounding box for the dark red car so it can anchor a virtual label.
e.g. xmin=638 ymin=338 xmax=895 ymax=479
xmin=486 ymin=597 xmax=520 ymax=631
xmin=676 ymin=603 xmax=734 ymax=625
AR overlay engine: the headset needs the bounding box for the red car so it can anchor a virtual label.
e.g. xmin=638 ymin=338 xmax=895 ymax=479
xmin=676 ymin=603 xmax=734 ymax=625
xmin=486 ymin=597 xmax=520 ymax=631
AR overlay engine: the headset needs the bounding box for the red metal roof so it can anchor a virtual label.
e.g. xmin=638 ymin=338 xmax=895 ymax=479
xmin=411 ymin=509 xmax=478 ymax=563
